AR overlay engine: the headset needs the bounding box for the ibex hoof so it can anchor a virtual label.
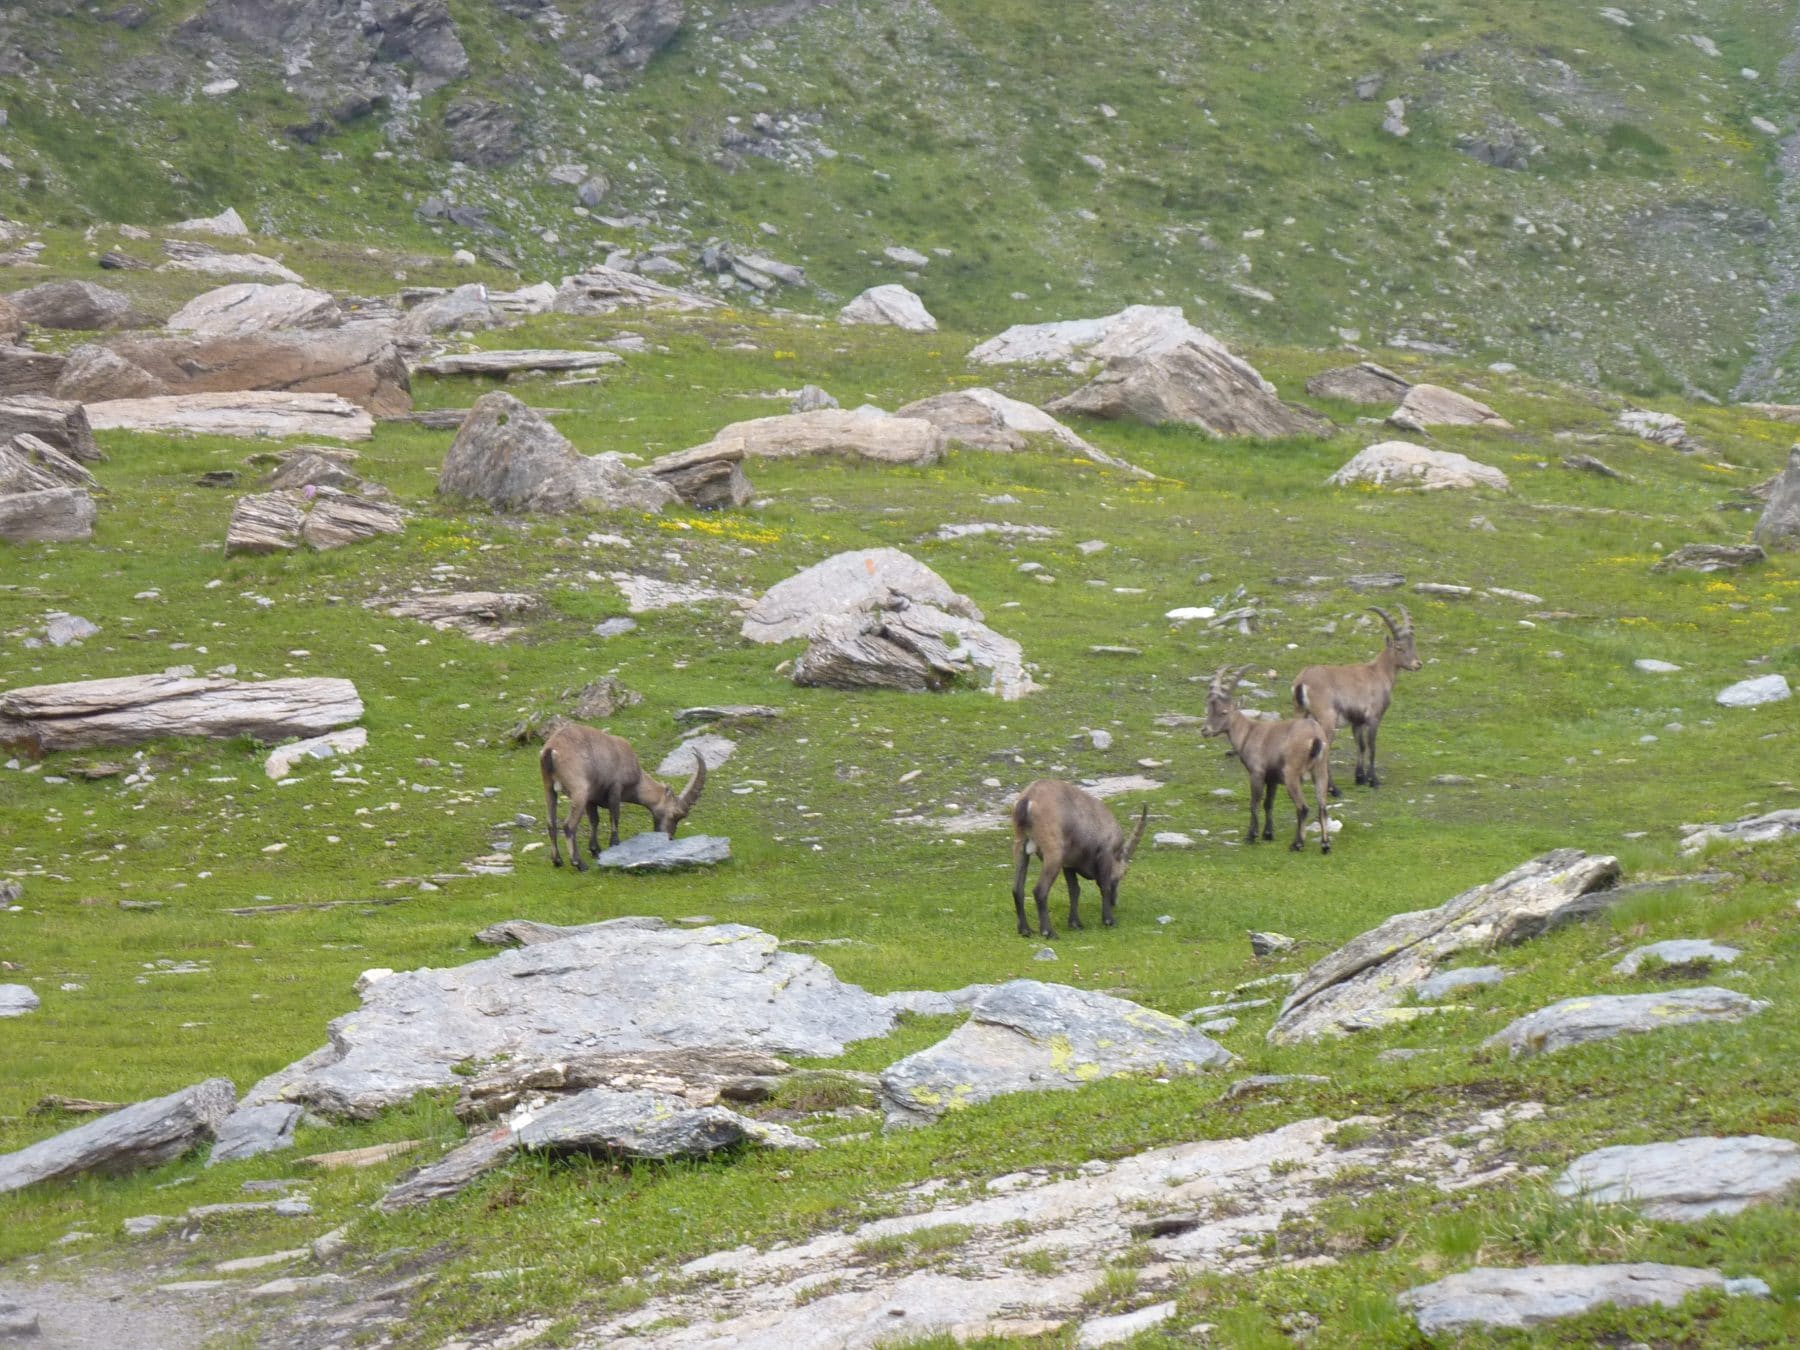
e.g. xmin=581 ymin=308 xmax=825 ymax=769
xmin=1321 ymin=844 xmax=1333 ymax=855
xmin=552 ymin=856 xmax=564 ymax=868
xmin=1103 ymin=916 xmax=1116 ymax=928
xmin=1289 ymin=840 xmax=1305 ymax=852
xmin=1328 ymin=784 xmax=1342 ymax=799
xmin=1018 ymin=926 xmax=1033 ymax=938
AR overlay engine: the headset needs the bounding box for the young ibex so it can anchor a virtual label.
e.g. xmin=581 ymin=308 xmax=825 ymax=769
xmin=539 ymin=724 xmax=706 ymax=870
xmin=1010 ymin=780 xmax=1148 ymax=940
xmin=1291 ymin=604 xmax=1421 ymax=794
xmin=1203 ymin=665 xmax=1332 ymax=853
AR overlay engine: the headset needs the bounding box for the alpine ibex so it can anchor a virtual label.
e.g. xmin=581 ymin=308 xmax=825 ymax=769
xmin=1292 ymin=604 xmax=1420 ymax=794
xmin=539 ymin=724 xmax=706 ymax=870
xmin=1011 ymin=780 xmax=1148 ymax=939
xmin=1203 ymin=665 xmax=1332 ymax=854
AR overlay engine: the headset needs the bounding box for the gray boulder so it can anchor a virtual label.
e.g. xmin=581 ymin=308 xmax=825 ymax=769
xmin=0 ymin=395 xmax=103 ymax=463
xmin=9 ymin=281 xmax=132 ymax=330
xmin=1554 ymin=1136 xmax=1800 ymax=1220
xmin=1613 ymin=939 xmax=1740 ymax=975
xmin=1328 ymin=441 xmax=1510 ymax=492
xmin=1304 ymin=362 xmax=1411 ymax=404
xmin=644 ymin=441 xmax=754 ymax=510
xmin=0 ymin=1078 xmax=235 ymax=1194
xmin=244 ymin=923 xmax=900 ymax=1119
xmin=1388 ymin=383 xmax=1512 ymax=432
xmin=1680 ymin=808 xmax=1800 ymax=855
xmin=207 ymin=1103 xmax=302 ymax=1166
xmin=0 ymin=343 xmax=66 ymax=397
xmin=893 ymin=387 xmax=1148 ymax=476
xmin=560 ymin=0 xmax=683 ymax=79
xmin=1755 ymin=446 xmax=1800 ymax=551
xmin=0 ymin=434 xmax=98 ymax=494
xmin=0 ymin=985 xmax=39 ymax=1017
xmin=1652 ymin=543 xmax=1766 ymax=573
xmin=681 ymin=409 xmax=944 ymax=467
xmin=376 ymin=1127 xmax=516 ymax=1212
xmin=1400 ymin=1264 xmax=1762 ymax=1334
xmin=0 ymin=488 xmax=96 ymax=544
xmin=1413 ymin=966 xmax=1508 ymax=1001
xmin=397 ymin=283 xmax=502 ymax=337
xmin=742 ymin=548 xmax=978 ymax=644
xmin=517 ymin=1087 xmax=816 ymax=1158
xmin=1484 ymin=987 xmax=1768 ymax=1058
xmin=838 ymin=284 xmax=937 ymax=332
xmin=1270 ymin=850 xmax=1620 ymax=1043
xmin=1716 ymin=674 xmax=1790 ymax=707
xmin=879 ymin=980 xmax=1232 ymax=1127
xmin=166 ymin=283 xmax=343 ymax=337
xmin=596 ymin=833 xmax=732 ymax=870
xmin=1047 ymin=338 xmax=1332 ymax=439
xmin=437 ymin=391 xmax=675 ymax=514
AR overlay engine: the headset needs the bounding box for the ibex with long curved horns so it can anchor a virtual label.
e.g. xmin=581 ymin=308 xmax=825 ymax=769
xmin=1203 ymin=665 xmax=1333 ymax=853
xmin=1010 ymin=780 xmax=1148 ymax=939
xmin=1291 ymin=604 xmax=1421 ymax=794
xmin=540 ymin=725 xmax=707 ymax=870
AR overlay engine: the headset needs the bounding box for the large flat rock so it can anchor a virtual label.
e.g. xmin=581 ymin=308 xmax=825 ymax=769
xmin=1483 ymin=987 xmax=1768 ymax=1058
xmin=1270 ymin=850 xmax=1621 ymax=1043
xmin=0 ymin=673 xmax=363 ymax=752
xmin=1399 ymin=1264 xmax=1758 ymax=1334
xmin=879 ymin=980 xmax=1232 ymax=1127
xmin=0 ymin=1078 xmax=235 ymax=1194
xmin=1554 ymin=1136 xmax=1800 ymax=1220
xmin=1679 ymin=808 xmax=1800 ymax=855
xmin=165 ymin=283 xmax=343 ymax=337
xmin=85 ymin=392 xmax=375 ymax=441
xmin=596 ymin=833 xmax=731 ymax=870
xmin=414 ymin=349 xmax=624 ymax=377
xmin=517 ymin=1087 xmax=816 ymax=1158
xmin=1387 ymin=383 xmax=1512 ymax=432
xmin=683 ymin=409 xmax=944 ymax=466
xmin=245 ymin=923 xmax=900 ymax=1119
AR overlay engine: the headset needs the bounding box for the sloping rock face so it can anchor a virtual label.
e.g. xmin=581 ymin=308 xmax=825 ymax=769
xmin=560 ymin=0 xmax=685 ymax=80
xmin=1554 ymin=1136 xmax=1800 ymax=1220
xmin=1755 ymin=446 xmax=1800 ymax=551
xmin=165 ymin=283 xmax=343 ymax=336
xmin=8 ymin=281 xmax=133 ymax=330
xmin=85 ymin=392 xmax=375 ymax=441
xmin=1399 ymin=1264 xmax=1755 ymax=1334
xmin=838 ymin=284 xmax=937 ymax=331
xmin=0 ymin=673 xmax=364 ymax=752
xmin=879 ymin=980 xmax=1233 ymax=1126
xmin=553 ymin=266 xmax=721 ymax=316
xmin=1305 ymin=362 xmax=1412 ymax=404
xmin=684 ymin=410 xmax=944 ymax=467
xmin=438 ymin=391 xmax=675 ymax=514
xmin=243 ymin=922 xmax=901 ymax=1119
xmin=0 ymin=434 xmax=97 ymax=493
xmin=0 ymin=488 xmax=96 ymax=543
xmin=1388 ymin=383 xmax=1512 ymax=431
xmin=1327 ymin=440 xmax=1510 ymax=491
xmin=1484 ymin=987 xmax=1769 ymax=1058
xmin=1047 ymin=338 xmax=1332 ymax=439
xmin=742 ymin=548 xmax=980 ymax=644
xmin=893 ymin=387 xmax=1148 ymax=476
xmin=57 ymin=325 xmax=410 ymax=416
xmin=0 ymin=1078 xmax=235 ymax=1194
xmin=1269 ymin=851 xmax=1621 ymax=1043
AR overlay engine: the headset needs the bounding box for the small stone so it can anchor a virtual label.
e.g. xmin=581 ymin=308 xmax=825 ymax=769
xmin=1033 ymin=947 xmax=1058 ymax=961
xmin=1716 ymin=674 xmax=1790 ymax=708
xmin=1613 ymin=940 xmax=1740 ymax=975
xmin=1635 ymin=659 xmax=1681 ymax=674
xmin=1249 ymin=931 xmax=1294 ymax=956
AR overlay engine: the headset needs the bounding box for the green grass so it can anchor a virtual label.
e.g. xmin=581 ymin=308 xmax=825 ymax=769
xmin=1 ymin=307 xmax=1798 ymax=1344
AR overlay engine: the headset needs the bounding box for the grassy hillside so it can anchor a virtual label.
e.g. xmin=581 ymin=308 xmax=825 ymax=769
xmin=2 ymin=0 xmax=1799 ymax=397
xmin=1 ymin=302 xmax=1797 ymax=1343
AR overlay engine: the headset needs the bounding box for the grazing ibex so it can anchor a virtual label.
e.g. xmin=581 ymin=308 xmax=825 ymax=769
xmin=1011 ymin=780 xmax=1148 ymax=940
xmin=539 ymin=724 xmax=706 ymax=871
xmin=1292 ymin=604 xmax=1421 ymax=794
xmin=1203 ymin=665 xmax=1332 ymax=854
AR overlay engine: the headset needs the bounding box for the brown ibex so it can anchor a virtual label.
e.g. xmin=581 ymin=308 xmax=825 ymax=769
xmin=1011 ymin=780 xmax=1148 ymax=939
xmin=539 ymin=724 xmax=706 ymax=870
xmin=1203 ymin=665 xmax=1333 ymax=853
xmin=1291 ymin=604 xmax=1421 ymax=794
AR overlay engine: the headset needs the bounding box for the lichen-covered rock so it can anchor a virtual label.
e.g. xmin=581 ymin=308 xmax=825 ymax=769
xmin=438 ymin=392 xmax=675 ymax=514
xmin=1554 ymin=1136 xmax=1800 ymax=1220
xmin=879 ymin=980 xmax=1232 ymax=1126
xmin=1483 ymin=987 xmax=1768 ymax=1058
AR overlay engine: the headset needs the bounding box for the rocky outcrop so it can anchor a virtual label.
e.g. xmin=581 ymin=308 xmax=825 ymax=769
xmin=0 ymin=1078 xmax=236 ymax=1194
xmin=682 ymin=409 xmax=944 ymax=467
xmin=1388 ymin=383 xmax=1513 ymax=432
xmin=437 ymin=392 xmax=674 ymax=514
xmin=560 ymin=0 xmax=685 ymax=81
xmin=0 ymin=344 xmax=67 ymax=396
xmin=552 ymin=267 xmax=721 ymax=316
xmin=7 ymin=280 xmax=133 ymax=330
xmin=1651 ymin=543 xmax=1766 ymax=573
xmin=893 ymin=388 xmax=1148 ymax=476
xmin=57 ymin=324 xmax=410 ymax=416
xmin=1269 ymin=851 xmax=1621 ymax=1043
xmin=0 ymin=435 xmax=96 ymax=494
xmin=1399 ymin=1264 xmax=1765 ymax=1334
xmin=971 ymin=305 xmax=1251 ymax=374
xmin=743 ymin=548 xmax=978 ymax=644
xmin=396 ymin=283 xmax=501 ymax=337
xmin=1678 ymin=808 xmax=1800 ymax=855
xmin=1554 ymin=1136 xmax=1800 ymax=1220
xmin=1305 ymin=362 xmax=1412 ymax=404
xmin=0 ymin=673 xmax=364 ymax=752
xmin=85 ymin=392 xmax=375 ymax=441
xmin=644 ymin=442 xmax=755 ymax=510
xmin=0 ymin=488 xmax=96 ymax=544
xmin=244 ymin=922 xmax=902 ymax=1119
xmin=1755 ymin=446 xmax=1800 ymax=551
xmin=838 ymin=284 xmax=937 ymax=331
xmin=880 ymin=981 xmax=1232 ymax=1126
xmin=0 ymin=395 xmax=103 ymax=463
xmin=1484 ymin=988 xmax=1768 ymax=1058
xmin=207 ymin=1103 xmax=302 ymax=1166
xmin=165 ymin=283 xmax=343 ymax=336
xmin=1327 ymin=441 xmax=1510 ymax=491
xmin=1047 ymin=336 xmax=1332 ymax=439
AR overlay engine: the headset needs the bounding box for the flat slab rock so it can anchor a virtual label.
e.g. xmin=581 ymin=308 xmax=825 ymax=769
xmin=264 ymin=727 xmax=368 ymax=780
xmin=85 ymin=392 xmax=375 ymax=442
xmin=1399 ymin=1263 xmax=1765 ymax=1334
xmin=372 ymin=590 xmax=539 ymax=643
xmin=0 ymin=985 xmax=40 ymax=1017
xmin=0 ymin=1078 xmax=235 ymax=1194
xmin=1483 ymin=987 xmax=1768 ymax=1058
xmin=0 ymin=487 xmax=95 ymax=543
xmin=879 ymin=979 xmax=1232 ymax=1127
xmin=596 ymin=833 xmax=731 ymax=870
xmin=657 ymin=734 xmax=735 ymax=776
xmin=1270 ymin=850 xmax=1621 ymax=1043
xmin=244 ymin=922 xmax=901 ymax=1119
xmin=0 ymin=673 xmax=364 ymax=753
xmin=1613 ymin=939 xmax=1740 ymax=975
xmin=1679 ymin=808 xmax=1800 ymax=855
xmin=683 ymin=408 xmax=945 ymax=467
xmin=1715 ymin=674 xmax=1790 ymax=707
xmin=414 ymin=349 xmax=624 ymax=377
xmin=1554 ymin=1135 xmax=1800 ymax=1220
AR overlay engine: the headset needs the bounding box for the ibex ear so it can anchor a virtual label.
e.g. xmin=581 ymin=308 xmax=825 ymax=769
xmin=678 ymin=753 xmax=706 ymax=810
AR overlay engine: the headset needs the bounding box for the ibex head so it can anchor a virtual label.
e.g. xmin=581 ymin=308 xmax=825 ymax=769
xmin=1202 ymin=664 xmax=1256 ymax=737
xmin=1370 ymin=605 xmax=1422 ymax=671
xmin=650 ymin=753 xmax=707 ymax=837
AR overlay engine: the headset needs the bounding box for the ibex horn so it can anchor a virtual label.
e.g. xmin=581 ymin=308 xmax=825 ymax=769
xmin=678 ymin=753 xmax=707 ymax=809
xmin=1120 ymin=803 xmax=1150 ymax=875
xmin=1397 ymin=603 xmax=1414 ymax=633
xmin=1368 ymin=606 xmax=1402 ymax=638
